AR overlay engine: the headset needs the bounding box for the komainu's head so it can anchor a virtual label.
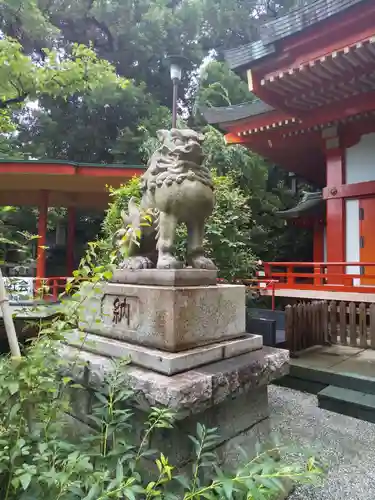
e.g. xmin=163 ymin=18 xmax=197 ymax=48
xmin=157 ymin=128 xmax=204 ymax=164
xmin=142 ymin=128 xmax=212 ymax=193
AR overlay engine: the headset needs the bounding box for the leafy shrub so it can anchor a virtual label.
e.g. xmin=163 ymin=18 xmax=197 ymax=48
xmin=0 ymin=336 xmax=324 ymax=500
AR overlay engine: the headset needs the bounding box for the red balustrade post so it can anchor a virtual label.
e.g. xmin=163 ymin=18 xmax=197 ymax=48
xmin=313 ymin=221 xmax=325 ymax=285
xmin=52 ymin=279 xmax=58 ymax=301
xmin=67 ymin=207 xmax=76 ymax=276
xmin=263 ymin=263 xmax=271 ymax=277
xmin=288 ymin=265 xmax=295 ymax=286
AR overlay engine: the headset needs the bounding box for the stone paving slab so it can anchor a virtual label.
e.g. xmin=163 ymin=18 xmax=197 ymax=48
xmin=291 ymin=353 xmax=351 ymax=370
xmin=318 ymin=345 xmax=364 ymax=356
xmin=291 ymin=345 xmax=375 ymax=380
xmin=330 ymin=359 xmax=375 ymax=378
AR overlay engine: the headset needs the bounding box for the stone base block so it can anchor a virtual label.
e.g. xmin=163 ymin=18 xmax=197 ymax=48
xmin=80 ymin=282 xmax=246 ymax=352
xmin=62 ymin=344 xmax=289 ymax=415
xmin=65 ymin=330 xmax=263 ymax=375
xmin=62 ymin=345 xmax=289 ymax=471
xmin=111 ymin=268 xmax=218 ymax=286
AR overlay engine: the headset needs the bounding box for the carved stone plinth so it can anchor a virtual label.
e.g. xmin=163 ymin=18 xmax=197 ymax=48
xmin=80 ymin=275 xmax=245 ymax=352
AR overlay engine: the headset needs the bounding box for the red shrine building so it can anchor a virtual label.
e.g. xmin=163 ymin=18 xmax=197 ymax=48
xmin=203 ymin=0 xmax=375 ymax=302
xmin=0 ymin=160 xmax=144 ymax=299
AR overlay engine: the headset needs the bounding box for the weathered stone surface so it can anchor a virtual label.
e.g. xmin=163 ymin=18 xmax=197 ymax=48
xmin=142 ymin=387 xmax=269 ymax=467
xmin=111 ymin=268 xmax=218 ymax=286
xmin=62 ymin=341 xmax=289 ymax=475
xmin=215 ymin=415 xmax=271 ymax=466
xmin=80 ymin=282 xmax=246 ymax=352
xmin=61 ymin=344 xmax=289 ymax=415
xmin=65 ymin=330 xmax=263 ymax=375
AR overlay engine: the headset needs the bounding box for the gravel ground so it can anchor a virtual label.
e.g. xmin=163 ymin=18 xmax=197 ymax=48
xmin=268 ymin=385 xmax=375 ymax=500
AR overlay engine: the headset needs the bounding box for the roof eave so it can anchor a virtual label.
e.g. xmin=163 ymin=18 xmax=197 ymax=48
xmin=224 ymin=0 xmax=369 ymax=71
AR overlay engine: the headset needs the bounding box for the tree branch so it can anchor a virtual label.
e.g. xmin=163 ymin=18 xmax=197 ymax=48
xmin=0 ymin=94 xmax=28 ymax=109
xmin=88 ymin=16 xmax=114 ymax=51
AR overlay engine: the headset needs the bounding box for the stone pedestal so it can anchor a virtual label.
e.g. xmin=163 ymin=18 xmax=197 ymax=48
xmin=64 ymin=269 xmax=289 ymax=470
xmin=79 ymin=272 xmax=246 ymax=352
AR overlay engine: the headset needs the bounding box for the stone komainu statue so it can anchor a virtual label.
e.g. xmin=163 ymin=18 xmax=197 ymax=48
xmin=114 ymin=128 xmax=216 ymax=270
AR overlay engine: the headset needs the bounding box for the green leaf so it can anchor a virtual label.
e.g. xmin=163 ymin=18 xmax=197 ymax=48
xmin=222 ymin=478 xmax=233 ymax=499
xmin=174 ymin=474 xmax=190 ymax=489
xmin=95 ymin=392 xmax=108 ymax=405
xmin=19 ymin=472 xmax=32 ymax=490
xmin=116 ymin=460 xmax=124 ymax=482
xmin=8 ymin=382 xmax=19 ymax=395
xmin=83 ymin=484 xmax=101 ymax=500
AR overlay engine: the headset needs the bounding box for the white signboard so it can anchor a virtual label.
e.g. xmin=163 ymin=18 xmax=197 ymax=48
xmin=3 ymin=277 xmax=34 ymax=302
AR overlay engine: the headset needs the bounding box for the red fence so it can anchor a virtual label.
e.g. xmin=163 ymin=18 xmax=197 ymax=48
xmin=259 ymin=261 xmax=375 ymax=293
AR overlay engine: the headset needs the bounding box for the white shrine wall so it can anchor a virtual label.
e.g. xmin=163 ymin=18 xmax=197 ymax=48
xmin=345 ymin=199 xmax=360 ymax=284
xmin=345 ymin=132 xmax=375 ymax=184
xmin=344 ymin=132 xmax=375 ymax=283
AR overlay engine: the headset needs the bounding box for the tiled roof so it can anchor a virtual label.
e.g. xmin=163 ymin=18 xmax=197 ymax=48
xmin=225 ymin=0 xmax=368 ymax=70
xmin=201 ymin=100 xmax=274 ymax=125
xmin=224 ymin=41 xmax=275 ymax=71
xmin=276 ymin=191 xmax=323 ymax=218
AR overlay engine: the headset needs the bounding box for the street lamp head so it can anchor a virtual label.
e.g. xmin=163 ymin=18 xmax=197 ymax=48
xmin=166 ymin=54 xmax=189 ymax=82
xmin=165 ymin=54 xmax=189 ymax=129
xmin=170 ymin=62 xmax=182 ymax=81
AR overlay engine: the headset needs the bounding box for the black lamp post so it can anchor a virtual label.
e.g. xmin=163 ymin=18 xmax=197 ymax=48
xmin=166 ymin=54 xmax=188 ymax=128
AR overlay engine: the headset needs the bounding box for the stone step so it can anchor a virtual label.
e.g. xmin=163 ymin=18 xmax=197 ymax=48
xmin=274 ymin=375 xmax=326 ymax=395
xmin=284 ymin=364 xmax=375 ymax=395
xmin=318 ymin=385 xmax=375 ymax=424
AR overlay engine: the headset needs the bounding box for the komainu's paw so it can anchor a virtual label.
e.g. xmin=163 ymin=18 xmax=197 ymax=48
xmin=156 ymin=254 xmax=184 ymax=269
xmin=120 ymin=256 xmax=154 ymax=270
xmin=189 ymin=255 xmax=217 ymax=270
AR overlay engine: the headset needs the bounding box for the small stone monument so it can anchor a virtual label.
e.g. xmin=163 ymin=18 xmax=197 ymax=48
xmin=64 ymin=128 xmax=289 ymax=469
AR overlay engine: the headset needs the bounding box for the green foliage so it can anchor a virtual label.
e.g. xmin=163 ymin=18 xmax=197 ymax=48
xmin=103 ymin=177 xmax=143 ymax=237
xmin=0 ymin=36 xmax=128 ymax=133
xmin=193 ymin=171 xmax=256 ymax=279
xmin=194 ymin=61 xmax=254 ymax=110
xmin=201 ymin=126 xmax=313 ymax=262
xmin=16 ymin=86 xmax=171 ymax=164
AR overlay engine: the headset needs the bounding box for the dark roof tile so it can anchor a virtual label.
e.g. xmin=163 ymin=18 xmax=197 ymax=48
xmin=201 ymin=100 xmax=274 ymax=125
xmin=225 ymin=0 xmax=368 ymax=69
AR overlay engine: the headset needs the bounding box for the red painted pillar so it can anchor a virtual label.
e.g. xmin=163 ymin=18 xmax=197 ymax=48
xmin=324 ymin=131 xmax=345 ymax=283
xmin=36 ymin=190 xmax=49 ymax=280
xmin=67 ymin=207 xmax=76 ymax=276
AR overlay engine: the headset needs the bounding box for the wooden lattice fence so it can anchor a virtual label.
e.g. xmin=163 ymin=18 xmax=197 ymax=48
xmin=285 ymin=301 xmax=375 ymax=353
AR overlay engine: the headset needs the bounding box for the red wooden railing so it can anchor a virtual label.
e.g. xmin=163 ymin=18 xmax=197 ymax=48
xmin=36 ymin=277 xmax=72 ymax=300
xmin=258 ymin=261 xmax=375 ymax=293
